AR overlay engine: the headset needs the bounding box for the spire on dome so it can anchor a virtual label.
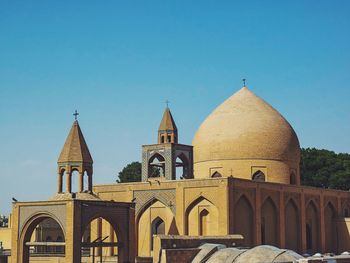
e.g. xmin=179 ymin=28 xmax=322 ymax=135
xmin=158 ymin=107 xmax=178 ymax=144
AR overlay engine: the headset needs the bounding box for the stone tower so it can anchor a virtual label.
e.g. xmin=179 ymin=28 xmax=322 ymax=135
xmin=142 ymin=107 xmax=193 ymax=181
xmin=57 ymin=120 xmax=93 ymax=193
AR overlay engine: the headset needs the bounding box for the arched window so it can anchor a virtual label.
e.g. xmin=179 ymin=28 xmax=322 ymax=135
xmin=252 ymin=170 xmax=265 ymax=182
xmin=175 ymin=154 xmax=190 ymax=179
xmin=199 ymin=209 xmax=209 ymax=236
xmin=306 ymin=223 xmax=312 ymax=250
xmin=290 ymin=172 xmax=297 ymax=185
xmin=148 ymin=154 xmax=165 ymax=178
xmin=211 ymin=171 xmax=222 ymax=178
xmin=151 ymin=217 xmax=165 ymax=250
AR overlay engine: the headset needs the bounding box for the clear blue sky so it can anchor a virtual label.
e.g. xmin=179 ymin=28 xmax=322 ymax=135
xmin=0 ymin=1 xmax=349 ymax=214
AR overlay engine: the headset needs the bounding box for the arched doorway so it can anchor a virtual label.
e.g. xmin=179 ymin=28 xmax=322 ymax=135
xmin=261 ymin=197 xmax=278 ymax=246
xmin=285 ymin=199 xmax=300 ymax=252
xmin=81 ymin=217 xmax=121 ymax=262
xmin=150 ymin=217 xmax=165 ymax=250
xmin=185 ymin=196 xmax=219 ymax=236
xmin=306 ymin=201 xmax=319 ymax=252
xmin=234 ymin=195 xmax=254 ymax=246
xmin=19 ymin=214 xmax=65 ymax=263
xmin=136 ymin=199 xmax=174 ymax=257
xmin=325 ymin=202 xmax=337 ymax=253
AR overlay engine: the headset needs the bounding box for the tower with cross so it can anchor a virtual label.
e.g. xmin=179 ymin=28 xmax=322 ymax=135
xmin=141 ymin=104 xmax=193 ymax=181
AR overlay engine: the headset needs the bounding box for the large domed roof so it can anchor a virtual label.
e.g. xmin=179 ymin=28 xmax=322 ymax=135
xmin=192 ymin=87 xmax=300 ymax=165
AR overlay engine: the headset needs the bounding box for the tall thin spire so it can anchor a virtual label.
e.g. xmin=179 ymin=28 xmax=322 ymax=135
xmin=158 ymin=107 xmax=178 ymax=144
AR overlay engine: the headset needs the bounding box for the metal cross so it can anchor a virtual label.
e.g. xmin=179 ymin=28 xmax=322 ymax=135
xmin=165 ymin=100 xmax=170 ymax=108
xmin=242 ymin=78 xmax=247 ymax=87
xmin=73 ymin=110 xmax=79 ymax=120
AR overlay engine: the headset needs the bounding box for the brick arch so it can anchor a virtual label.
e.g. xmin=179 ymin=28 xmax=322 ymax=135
xmin=261 ymin=196 xmax=278 ymax=246
xmin=306 ymin=200 xmax=320 ymax=252
xmin=234 ymin=194 xmax=254 ymax=246
xmin=324 ymin=201 xmax=337 ymax=253
xmin=285 ymin=198 xmax=301 ymax=252
xmin=81 ymin=214 xmax=126 ymax=262
xmin=184 ymin=196 xmax=218 ymax=236
xmin=19 ymin=213 xmax=66 ymax=263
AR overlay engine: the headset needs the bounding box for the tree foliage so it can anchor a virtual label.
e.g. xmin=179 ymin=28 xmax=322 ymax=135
xmin=301 ymin=148 xmax=350 ymax=190
xmin=117 ymin=161 xmax=141 ymax=183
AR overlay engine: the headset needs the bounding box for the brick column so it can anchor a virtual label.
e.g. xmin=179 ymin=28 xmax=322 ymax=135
xmin=66 ymin=171 xmax=72 ymax=193
xmin=255 ymin=185 xmax=261 ymax=245
xmin=320 ymin=194 xmax=326 ymax=253
xmin=301 ymin=192 xmax=306 ymax=253
xmin=58 ymin=173 xmax=62 ymax=193
xmin=79 ymin=172 xmax=84 ymax=192
xmin=279 ymin=188 xmax=285 ymax=248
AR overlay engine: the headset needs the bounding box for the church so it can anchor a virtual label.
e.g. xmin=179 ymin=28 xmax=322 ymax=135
xmin=3 ymin=85 xmax=350 ymax=263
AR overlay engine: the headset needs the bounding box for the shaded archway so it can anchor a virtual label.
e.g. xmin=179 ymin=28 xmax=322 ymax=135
xmin=136 ymin=199 xmax=174 ymax=257
xmin=185 ymin=196 xmax=219 ymax=236
xmin=19 ymin=214 xmax=65 ymax=263
xmin=261 ymin=197 xmax=278 ymax=246
xmin=285 ymin=199 xmax=300 ymax=251
xmin=290 ymin=172 xmax=297 ymax=185
xmin=150 ymin=217 xmax=165 ymax=250
xmin=234 ymin=195 xmax=254 ymax=246
xmin=199 ymin=209 xmax=209 ymax=236
xmin=325 ymin=202 xmax=337 ymax=253
xmin=306 ymin=201 xmax=319 ymax=252
xmin=81 ymin=216 xmax=122 ymax=262
xmin=252 ymin=170 xmax=265 ymax=182
xmin=148 ymin=153 xmax=165 ymax=178
xmin=175 ymin=153 xmax=190 ymax=179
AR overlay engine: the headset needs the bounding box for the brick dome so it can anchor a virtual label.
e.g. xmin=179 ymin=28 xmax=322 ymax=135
xmin=192 ymin=87 xmax=300 ymax=183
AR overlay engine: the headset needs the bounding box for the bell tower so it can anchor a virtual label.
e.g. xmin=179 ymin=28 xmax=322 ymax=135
xmin=158 ymin=106 xmax=178 ymax=144
xmin=57 ymin=112 xmax=93 ymax=193
xmin=142 ymin=106 xmax=193 ymax=181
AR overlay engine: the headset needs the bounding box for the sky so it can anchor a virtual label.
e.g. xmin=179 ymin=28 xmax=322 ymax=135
xmin=0 ymin=1 xmax=349 ymax=215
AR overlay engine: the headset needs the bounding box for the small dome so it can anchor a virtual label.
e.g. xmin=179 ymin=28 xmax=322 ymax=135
xmin=192 ymin=87 xmax=300 ymax=183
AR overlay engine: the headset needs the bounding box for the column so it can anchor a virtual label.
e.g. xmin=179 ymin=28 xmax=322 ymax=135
xmin=66 ymin=171 xmax=72 ymax=193
xmin=79 ymin=172 xmax=84 ymax=192
xmin=58 ymin=173 xmax=63 ymax=193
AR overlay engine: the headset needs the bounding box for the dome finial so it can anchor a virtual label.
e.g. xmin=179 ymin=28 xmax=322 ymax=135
xmin=242 ymin=78 xmax=247 ymax=87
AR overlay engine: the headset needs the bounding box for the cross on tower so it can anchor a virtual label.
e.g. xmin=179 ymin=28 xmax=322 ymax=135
xmin=165 ymin=100 xmax=170 ymax=108
xmin=242 ymin=78 xmax=247 ymax=87
xmin=73 ymin=110 xmax=79 ymax=121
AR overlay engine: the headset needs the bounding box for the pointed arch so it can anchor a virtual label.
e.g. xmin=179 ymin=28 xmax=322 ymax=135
xmin=252 ymin=170 xmax=265 ymax=182
xmin=199 ymin=209 xmax=209 ymax=236
xmin=261 ymin=197 xmax=278 ymax=246
xmin=211 ymin=171 xmax=222 ymax=178
xmin=185 ymin=196 xmax=218 ymax=236
xmin=234 ymin=194 xmax=254 ymax=246
xmin=306 ymin=200 xmax=320 ymax=252
xmin=136 ymin=198 xmax=174 ymax=257
xmin=325 ymin=201 xmax=337 ymax=253
xmin=175 ymin=153 xmax=190 ymax=179
xmin=148 ymin=153 xmax=165 ymax=178
xmin=285 ymin=198 xmax=300 ymax=251
xmin=150 ymin=216 xmax=165 ymax=250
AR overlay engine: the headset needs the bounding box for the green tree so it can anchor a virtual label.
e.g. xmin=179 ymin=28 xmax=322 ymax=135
xmin=117 ymin=161 xmax=142 ymax=183
xmin=301 ymin=148 xmax=350 ymax=190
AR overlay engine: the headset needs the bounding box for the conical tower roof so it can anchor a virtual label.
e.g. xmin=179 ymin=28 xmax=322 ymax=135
xmin=158 ymin=107 xmax=177 ymax=131
xmin=58 ymin=121 xmax=93 ymax=164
